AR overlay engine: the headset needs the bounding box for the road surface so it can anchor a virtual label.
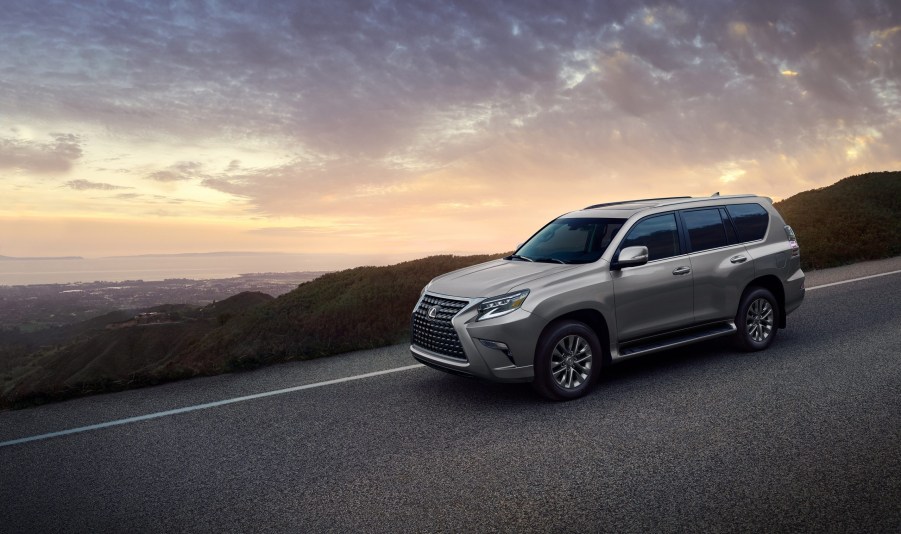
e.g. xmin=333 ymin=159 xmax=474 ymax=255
xmin=2 ymin=258 xmax=900 ymax=532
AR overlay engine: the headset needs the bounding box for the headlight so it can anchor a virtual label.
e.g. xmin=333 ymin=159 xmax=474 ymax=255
xmin=477 ymin=290 xmax=529 ymax=321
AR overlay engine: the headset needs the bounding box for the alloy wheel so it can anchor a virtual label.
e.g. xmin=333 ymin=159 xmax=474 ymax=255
xmin=746 ymin=297 xmax=774 ymax=342
xmin=551 ymin=334 xmax=593 ymax=389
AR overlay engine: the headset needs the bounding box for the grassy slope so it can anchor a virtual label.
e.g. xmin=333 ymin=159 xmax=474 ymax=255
xmin=185 ymin=254 xmax=503 ymax=371
xmin=3 ymin=292 xmax=274 ymax=407
xmin=1 ymin=258 xmax=503 ymax=407
xmin=774 ymin=171 xmax=900 ymax=270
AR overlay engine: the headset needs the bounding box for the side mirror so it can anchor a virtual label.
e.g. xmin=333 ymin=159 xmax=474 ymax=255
xmin=612 ymin=246 xmax=649 ymax=270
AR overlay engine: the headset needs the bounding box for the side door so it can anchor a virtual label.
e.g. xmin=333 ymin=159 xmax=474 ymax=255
xmin=680 ymin=207 xmax=756 ymax=323
xmin=611 ymin=212 xmax=694 ymax=341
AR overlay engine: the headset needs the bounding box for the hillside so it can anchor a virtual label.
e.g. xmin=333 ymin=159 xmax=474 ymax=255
xmin=774 ymin=171 xmax=901 ymax=270
xmin=2 ymin=292 xmax=274 ymax=407
xmin=186 ymin=254 xmax=503 ymax=371
xmin=1 ymin=257 xmax=501 ymax=407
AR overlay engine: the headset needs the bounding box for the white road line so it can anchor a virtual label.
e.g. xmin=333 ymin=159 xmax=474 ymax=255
xmin=805 ymin=269 xmax=901 ymax=291
xmin=0 ymin=364 xmax=424 ymax=448
xmin=3 ymin=267 xmax=900 ymax=449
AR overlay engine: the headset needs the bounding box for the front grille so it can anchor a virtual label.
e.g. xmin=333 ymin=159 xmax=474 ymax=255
xmin=411 ymin=294 xmax=469 ymax=360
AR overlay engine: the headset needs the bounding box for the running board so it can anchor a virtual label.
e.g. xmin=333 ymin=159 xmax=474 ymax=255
xmin=616 ymin=322 xmax=737 ymax=360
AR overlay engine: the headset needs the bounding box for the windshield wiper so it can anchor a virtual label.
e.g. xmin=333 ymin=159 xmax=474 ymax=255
xmin=506 ymin=254 xmax=534 ymax=262
xmin=534 ymin=257 xmax=567 ymax=264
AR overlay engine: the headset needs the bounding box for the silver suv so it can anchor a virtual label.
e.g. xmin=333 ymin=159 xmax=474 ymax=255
xmin=411 ymin=195 xmax=805 ymax=400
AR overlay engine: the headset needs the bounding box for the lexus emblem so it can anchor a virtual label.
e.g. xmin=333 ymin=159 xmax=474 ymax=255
xmin=427 ymin=305 xmax=440 ymax=319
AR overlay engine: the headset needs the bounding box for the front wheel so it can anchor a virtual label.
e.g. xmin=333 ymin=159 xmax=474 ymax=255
xmin=532 ymin=320 xmax=601 ymax=401
xmin=734 ymin=287 xmax=779 ymax=351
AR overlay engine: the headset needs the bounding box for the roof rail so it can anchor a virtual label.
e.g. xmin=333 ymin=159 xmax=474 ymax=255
xmin=656 ymin=193 xmax=758 ymax=206
xmin=584 ymin=196 xmax=692 ymax=209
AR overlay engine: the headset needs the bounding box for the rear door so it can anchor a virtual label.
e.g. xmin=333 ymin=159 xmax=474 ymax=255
xmin=680 ymin=207 xmax=755 ymax=323
xmin=611 ymin=212 xmax=694 ymax=340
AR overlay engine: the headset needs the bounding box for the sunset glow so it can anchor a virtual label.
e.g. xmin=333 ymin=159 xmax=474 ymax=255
xmin=1 ymin=1 xmax=899 ymax=262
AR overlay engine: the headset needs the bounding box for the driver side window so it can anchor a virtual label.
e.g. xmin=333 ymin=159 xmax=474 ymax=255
xmin=620 ymin=213 xmax=680 ymax=261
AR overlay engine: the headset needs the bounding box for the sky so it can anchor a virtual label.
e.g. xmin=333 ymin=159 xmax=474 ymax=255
xmin=1 ymin=0 xmax=899 ymax=260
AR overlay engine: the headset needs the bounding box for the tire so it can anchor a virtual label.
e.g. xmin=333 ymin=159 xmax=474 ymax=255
xmin=734 ymin=287 xmax=779 ymax=352
xmin=532 ymin=320 xmax=602 ymax=401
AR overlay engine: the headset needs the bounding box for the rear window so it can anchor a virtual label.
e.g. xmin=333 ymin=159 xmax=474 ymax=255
xmin=726 ymin=203 xmax=769 ymax=242
xmin=682 ymin=209 xmax=728 ymax=252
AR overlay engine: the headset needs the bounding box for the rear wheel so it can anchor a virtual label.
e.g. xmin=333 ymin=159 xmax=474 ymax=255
xmin=532 ymin=320 xmax=601 ymax=401
xmin=734 ymin=287 xmax=779 ymax=351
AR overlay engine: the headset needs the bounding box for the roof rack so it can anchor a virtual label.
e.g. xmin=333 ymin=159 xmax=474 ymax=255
xmin=584 ymin=196 xmax=692 ymax=210
xmin=656 ymin=194 xmax=758 ymax=206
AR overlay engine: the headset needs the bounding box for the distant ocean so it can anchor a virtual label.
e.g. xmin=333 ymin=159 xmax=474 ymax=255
xmin=0 ymin=253 xmax=419 ymax=285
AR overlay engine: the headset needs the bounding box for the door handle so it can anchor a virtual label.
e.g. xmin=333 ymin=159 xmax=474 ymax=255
xmin=672 ymin=266 xmax=691 ymax=275
xmin=730 ymin=255 xmax=748 ymax=264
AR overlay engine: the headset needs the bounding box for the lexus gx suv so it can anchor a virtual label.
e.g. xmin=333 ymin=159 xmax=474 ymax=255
xmin=411 ymin=195 xmax=805 ymax=400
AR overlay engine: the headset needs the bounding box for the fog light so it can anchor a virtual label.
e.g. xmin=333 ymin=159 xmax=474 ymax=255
xmin=479 ymin=339 xmax=509 ymax=352
xmin=478 ymin=339 xmax=515 ymax=364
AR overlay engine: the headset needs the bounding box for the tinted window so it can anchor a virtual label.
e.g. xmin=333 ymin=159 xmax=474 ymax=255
xmin=719 ymin=208 xmax=738 ymax=244
xmin=726 ymin=203 xmax=769 ymax=242
xmin=620 ymin=213 xmax=680 ymax=261
xmin=517 ymin=218 xmax=625 ymax=264
xmin=682 ymin=209 xmax=728 ymax=252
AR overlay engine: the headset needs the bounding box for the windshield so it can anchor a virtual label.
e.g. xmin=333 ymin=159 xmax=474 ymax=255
xmin=511 ymin=217 xmax=626 ymax=264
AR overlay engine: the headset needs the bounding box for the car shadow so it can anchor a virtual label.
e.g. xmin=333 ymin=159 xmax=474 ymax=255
xmin=408 ymin=336 xmax=760 ymax=406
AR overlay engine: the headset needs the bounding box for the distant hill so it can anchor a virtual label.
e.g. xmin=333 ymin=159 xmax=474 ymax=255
xmin=201 ymin=291 xmax=274 ymax=318
xmin=774 ymin=171 xmax=900 ymax=270
xmin=1 ymin=292 xmax=275 ymax=407
xmin=185 ymin=254 xmax=503 ymax=371
xmin=0 ymin=258 xmax=500 ymax=408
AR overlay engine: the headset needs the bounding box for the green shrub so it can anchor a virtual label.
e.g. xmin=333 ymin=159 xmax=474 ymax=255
xmin=775 ymin=171 xmax=900 ymax=270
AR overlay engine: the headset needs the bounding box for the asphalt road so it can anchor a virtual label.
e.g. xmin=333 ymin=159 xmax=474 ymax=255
xmin=1 ymin=260 xmax=900 ymax=533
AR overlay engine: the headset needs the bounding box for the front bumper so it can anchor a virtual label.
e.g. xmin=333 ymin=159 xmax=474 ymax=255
xmin=410 ymin=292 xmax=541 ymax=383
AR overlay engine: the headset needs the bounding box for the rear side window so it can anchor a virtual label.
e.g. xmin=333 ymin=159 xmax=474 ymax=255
xmin=682 ymin=209 xmax=728 ymax=252
xmin=620 ymin=213 xmax=680 ymax=261
xmin=719 ymin=208 xmax=738 ymax=243
xmin=726 ymin=203 xmax=769 ymax=242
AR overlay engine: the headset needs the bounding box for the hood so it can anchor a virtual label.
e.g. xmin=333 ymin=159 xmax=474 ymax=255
xmin=427 ymin=259 xmax=576 ymax=299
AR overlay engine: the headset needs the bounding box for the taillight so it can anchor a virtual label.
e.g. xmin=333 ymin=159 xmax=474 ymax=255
xmin=784 ymin=225 xmax=799 ymax=258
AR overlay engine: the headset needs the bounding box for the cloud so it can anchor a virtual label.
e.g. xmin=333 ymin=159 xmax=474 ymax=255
xmin=248 ymin=225 xmax=355 ymax=237
xmin=146 ymin=161 xmax=206 ymax=182
xmin=110 ymin=192 xmax=194 ymax=205
xmin=3 ymin=2 xmax=897 ymax=160
xmin=1 ymin=0 xmax=899 ymax=239
xmin=159 ymin=0 xmax=894 ymax=216
xmin=200 ymin=156 xmax=436 ymax=216
xmin=0 ymin=133 xmax=83 ymax=173
xmin=65 ymin=179 xmax=130 ymax=190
